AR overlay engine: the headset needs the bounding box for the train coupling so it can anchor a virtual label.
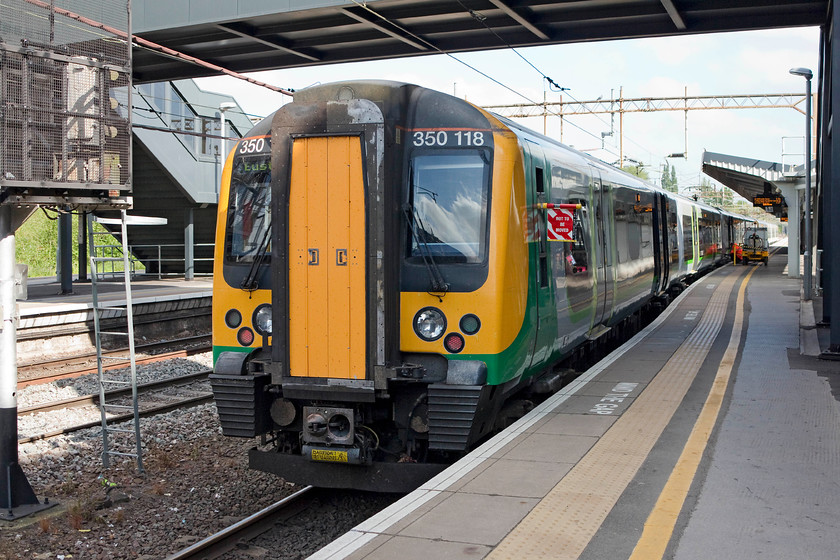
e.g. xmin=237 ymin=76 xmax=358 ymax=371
xmin=301 ymin=406 xmax=369 ymax=465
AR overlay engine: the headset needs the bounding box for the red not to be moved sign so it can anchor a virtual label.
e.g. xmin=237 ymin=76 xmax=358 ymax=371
xmin=547 ymin=208 xmax=574 ymax=242
xmin=539 ymin=203 xmax=580 ymax=242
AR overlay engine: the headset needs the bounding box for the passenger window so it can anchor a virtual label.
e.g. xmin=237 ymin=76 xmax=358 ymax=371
xmin=564 ymin=207 xmax=590 ymax=276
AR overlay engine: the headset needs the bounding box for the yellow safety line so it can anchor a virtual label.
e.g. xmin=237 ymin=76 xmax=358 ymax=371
xmin=489 ymin=270 xmax=738 ymax=560
xmin=628 ymin=264 xmax=758 ymax=559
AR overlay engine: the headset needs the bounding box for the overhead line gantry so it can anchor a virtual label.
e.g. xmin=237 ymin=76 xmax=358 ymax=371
xmin=483 ymin=91 xmax=811 ymax=166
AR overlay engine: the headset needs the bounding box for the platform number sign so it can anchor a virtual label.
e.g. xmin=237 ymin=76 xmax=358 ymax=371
xmin=540 ymin=203 xmax=581 ymax=242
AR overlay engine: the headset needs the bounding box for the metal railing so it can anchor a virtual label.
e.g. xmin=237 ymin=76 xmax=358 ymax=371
xmin=90 ymin=242 xmax=214 ymax=280
xmin=130 ymin=243 xmax=215 ymax=279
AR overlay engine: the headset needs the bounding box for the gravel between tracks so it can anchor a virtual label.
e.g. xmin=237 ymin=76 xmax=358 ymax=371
xmin=3 ymin=354 xmax=397 ymax=560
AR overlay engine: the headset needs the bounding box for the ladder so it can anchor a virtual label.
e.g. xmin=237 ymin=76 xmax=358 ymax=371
xmin=88 ymin=210 xmax=143 ymax=472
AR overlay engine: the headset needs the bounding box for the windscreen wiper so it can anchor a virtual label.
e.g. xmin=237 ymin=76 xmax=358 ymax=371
xmin=403 ymin=202 xmax=448 ymax=296
xmin=240 ymin=219 xmax=272 ymax=294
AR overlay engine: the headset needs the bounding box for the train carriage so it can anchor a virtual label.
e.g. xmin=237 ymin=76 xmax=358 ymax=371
xmin=210 ymin=81 xmax=737 ymax=491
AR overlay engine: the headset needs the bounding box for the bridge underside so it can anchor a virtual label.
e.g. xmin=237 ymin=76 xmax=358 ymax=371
xmin=133 ymin=0 xmax=828 ymax=82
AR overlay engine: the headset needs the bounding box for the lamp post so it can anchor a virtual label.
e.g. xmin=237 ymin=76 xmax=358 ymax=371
xmin=218 ymin=102 xmax=237 ymax=164
xmin=790 ymin=67 xmax=813 ymax=300
xmin=216 ymin=102 xmax=237 ymax=201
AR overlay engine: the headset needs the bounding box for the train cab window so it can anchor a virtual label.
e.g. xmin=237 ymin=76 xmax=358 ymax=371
xmin=408 ymin=152 xmax=490 ymax=263
xmin=226 ymin=152 xmax=272 ymax=263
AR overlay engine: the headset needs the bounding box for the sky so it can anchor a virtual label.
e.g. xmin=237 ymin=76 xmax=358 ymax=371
xmin=195 ymin=26 xmax=820 ymax=196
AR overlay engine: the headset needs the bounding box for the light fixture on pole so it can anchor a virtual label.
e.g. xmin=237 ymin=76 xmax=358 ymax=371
xmin=789 ymin=67 xmax=813 ymax=300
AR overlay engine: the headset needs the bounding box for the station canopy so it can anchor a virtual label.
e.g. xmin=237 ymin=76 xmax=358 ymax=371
xmin=132 ymin=0 xmax=829 ymax=82
xmin=702 ymin=151 xmax=797 ymax=220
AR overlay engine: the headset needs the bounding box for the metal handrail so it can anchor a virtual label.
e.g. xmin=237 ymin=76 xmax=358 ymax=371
xmin=129 ymin=243 xmax=215 ymax=279
xmin=91 ymin=242 xmax=215 ymax=280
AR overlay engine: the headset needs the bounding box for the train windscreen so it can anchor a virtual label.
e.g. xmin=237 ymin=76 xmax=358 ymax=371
xmin=226 ymin=147 xmax=271 ymax=264
xmin=408 ymin=152 xmax=490 ymax=264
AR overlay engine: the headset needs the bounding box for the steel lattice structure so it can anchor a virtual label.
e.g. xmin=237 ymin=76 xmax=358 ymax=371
xmin=0 ymin=0 xmax=132 ymax=209
xmin=483 ymin=93 xmax=809 ymax=118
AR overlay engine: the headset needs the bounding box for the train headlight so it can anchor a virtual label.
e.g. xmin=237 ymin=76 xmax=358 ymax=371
xmin=252 ymin=304 xmax=272 ymax=336
xmin=413 ymin=307 xmax=446 ymax=341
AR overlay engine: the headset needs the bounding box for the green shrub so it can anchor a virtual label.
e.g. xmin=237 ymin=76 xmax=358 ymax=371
xmin=15 ymin=210 xmax=139 ymax=278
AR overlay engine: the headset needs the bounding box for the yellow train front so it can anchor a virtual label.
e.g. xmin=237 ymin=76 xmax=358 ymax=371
xmin=210 ymin=81 xmax=691 ymax=491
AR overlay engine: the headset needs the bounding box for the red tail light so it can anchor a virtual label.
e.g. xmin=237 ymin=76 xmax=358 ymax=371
xmin=444 ymin=333 xmax=464 ymax=354
xmin=237 ymin=327 xmax=255 ymax=346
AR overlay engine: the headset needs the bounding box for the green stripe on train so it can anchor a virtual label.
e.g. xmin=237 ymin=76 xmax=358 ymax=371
xmin=212 ymin=345 xmax=251 ymax=365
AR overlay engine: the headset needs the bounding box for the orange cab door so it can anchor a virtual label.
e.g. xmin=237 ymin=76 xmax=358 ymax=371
xmin=288 ymin=136 xmax=366 ymax=379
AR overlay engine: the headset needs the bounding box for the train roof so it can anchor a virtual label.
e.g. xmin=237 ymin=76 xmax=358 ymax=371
xmin=237 ymin=80 xmax=756 ymax=224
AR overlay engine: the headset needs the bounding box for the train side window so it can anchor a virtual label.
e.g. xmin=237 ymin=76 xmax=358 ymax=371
xmin=535 ymin=166 xmax=548 ymax=287
xmin=564 ymin=207 xmax=590 ymax=276
xmin=683 ymin=215 xmax=693 ymax=262
xmin=536 ymin=166 xmax=545 ymax=194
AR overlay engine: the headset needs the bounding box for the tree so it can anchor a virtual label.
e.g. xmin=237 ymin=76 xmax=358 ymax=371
xmin=662 ymin=161 xmax=679 ymax=193
xmin=621 ymin=163 xmax=649 ymax=180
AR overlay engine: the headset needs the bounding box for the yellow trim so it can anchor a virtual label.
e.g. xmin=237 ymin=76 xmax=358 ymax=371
xmin=400 ymin=121 xmax=529 ymax=356
xmin=212 ymin=138 xmax=271 ymax=351
xmin=629 ymin=265 xmax=756 ymax=559
xmin=488 ymin=271 xmax=739 ymax=560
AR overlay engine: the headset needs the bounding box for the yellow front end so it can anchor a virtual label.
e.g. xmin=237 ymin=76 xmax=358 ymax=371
xmin=400 ymin=118 xmax=531 ymax=382
xmin=212 ymin=135 xmax=272 ymax=363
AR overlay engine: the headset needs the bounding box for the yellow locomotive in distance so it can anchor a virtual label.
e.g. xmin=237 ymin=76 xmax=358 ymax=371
xmin=740 ymin=225 xmax=770 ymax=265
xmin=210 ymin=81 xmax=746 ymax=492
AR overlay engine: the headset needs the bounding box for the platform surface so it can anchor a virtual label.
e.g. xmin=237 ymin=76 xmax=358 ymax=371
xmin=18 ymin=275 xmax=213 ymax=317
xmin=312 ymin=249 xmax=840 ymax=560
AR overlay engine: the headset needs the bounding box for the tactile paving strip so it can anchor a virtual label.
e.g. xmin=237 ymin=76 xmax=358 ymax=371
xmin=489 ymin=272 xmax=738 ymax=560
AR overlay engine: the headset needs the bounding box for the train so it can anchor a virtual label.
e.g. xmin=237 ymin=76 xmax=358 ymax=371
xmin=209 ymin=80 xmax=750 ymax=492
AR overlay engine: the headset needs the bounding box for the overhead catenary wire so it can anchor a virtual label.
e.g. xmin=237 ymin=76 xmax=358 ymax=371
xmin=455 ymin=0 xmax=568 ymax=93
xmin=348 ymin=0 xmax=633 ymax=164
xmin=453 ymin=1 xmax=657 ymax=162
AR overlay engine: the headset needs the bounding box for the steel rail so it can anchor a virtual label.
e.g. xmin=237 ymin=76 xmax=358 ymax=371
xmin=18 ymin=372 xmax=215 ymax=444
xmin=19 ymin=340 xmax=212 ymax=387
xmin=18 ymin=395 xmax=214 ymax=444
xmin=18 ymin=334 xmax=210 ymax=369
xmin=164 ymin=487 xmax=318 ymax=560
xmin=18 ymin=369 xmax=211 ymax=416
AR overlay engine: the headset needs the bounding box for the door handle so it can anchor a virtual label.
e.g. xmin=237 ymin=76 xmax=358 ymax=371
xmin=336 ymin=249 xmax=347 ymax=266
xmin=308 ymin=248 xmax=319 ymax=265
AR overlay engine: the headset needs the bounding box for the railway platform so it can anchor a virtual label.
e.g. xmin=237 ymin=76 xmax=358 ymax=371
xmin=16 ymin=276 xmax=212 ymax=363
xmin=313 ymin=247 xmax=840 ymax=560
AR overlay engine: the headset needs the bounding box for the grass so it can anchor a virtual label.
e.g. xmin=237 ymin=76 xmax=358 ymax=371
xmin=66 ymin=496 xmax=97 ymax=530
xmin=15 ymin=210 xmax=142 ymax=278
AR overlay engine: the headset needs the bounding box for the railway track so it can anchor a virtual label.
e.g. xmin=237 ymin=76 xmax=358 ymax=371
xmin=164 ymin=486 xmax=319 ymax=560
xmin=18 ymin=334 xmax=211 ymax=387
xmin=18 ymin=369 xmax=213 ymax=444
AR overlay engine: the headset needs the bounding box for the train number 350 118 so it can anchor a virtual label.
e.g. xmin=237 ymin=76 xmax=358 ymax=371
xmin=412 ymin=130 xmax=486 ymax=147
